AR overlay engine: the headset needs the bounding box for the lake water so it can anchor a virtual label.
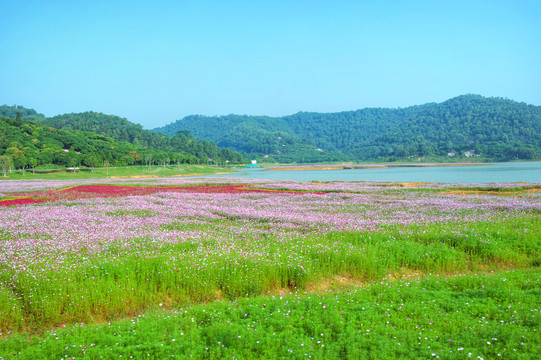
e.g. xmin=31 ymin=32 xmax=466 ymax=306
xmin=208 ymin=162 xmax=541 ymax=183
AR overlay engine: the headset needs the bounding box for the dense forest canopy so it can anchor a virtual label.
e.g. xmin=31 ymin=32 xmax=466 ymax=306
xmin=2 ymin=94 xmax=540 ymax=168
xmin=153 ymin=95 xmax=541 ymax=162
xmin=0 ymin=115 xmax=204 ymax=171
xmin=0 ymin=106 xmax=244 ymax=170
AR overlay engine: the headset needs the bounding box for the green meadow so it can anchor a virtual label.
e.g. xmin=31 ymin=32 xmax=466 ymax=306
xmin=0 ymin=179 xmax=540 ymax=359
xmin=3 ymin=268 xmax=540 ymax=360
xmin=0 ymin=164 xmax=234 ymax=181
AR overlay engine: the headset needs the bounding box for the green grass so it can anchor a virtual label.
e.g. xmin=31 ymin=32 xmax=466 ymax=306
xmin=2 ymin=269 xmax=539 ymax=359
xmin=0 ymin=164 xmax=235 ymax=180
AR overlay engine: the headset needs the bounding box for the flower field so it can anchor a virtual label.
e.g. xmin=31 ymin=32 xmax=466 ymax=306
xmin=0 ymin=178 xmax=540 ymax=359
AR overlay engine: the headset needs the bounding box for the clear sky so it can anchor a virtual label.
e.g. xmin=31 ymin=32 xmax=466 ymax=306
xmin=1 ymin=0 xmax=540 ymax=129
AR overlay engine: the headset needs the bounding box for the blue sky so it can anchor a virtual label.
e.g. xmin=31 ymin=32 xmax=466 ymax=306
xmin=1 ymin=0 xmax=540 ymax=128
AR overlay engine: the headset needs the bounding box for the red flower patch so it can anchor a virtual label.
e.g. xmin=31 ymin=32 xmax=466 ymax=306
xmin=0 ymin=197 xmax=46 ymax=207
xmin=2 ymin=184 xmax=322 ymax=207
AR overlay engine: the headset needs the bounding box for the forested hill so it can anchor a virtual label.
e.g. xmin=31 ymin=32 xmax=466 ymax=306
xmin=0 ymin=106 xmax=244 ymax=167
xmin=0 ymin=115 xmax=200 ymax=170
xmin=152 ymin=95 xmax=541 ymax=162
xmin=0 ymin=105 xmax=45 ymax=121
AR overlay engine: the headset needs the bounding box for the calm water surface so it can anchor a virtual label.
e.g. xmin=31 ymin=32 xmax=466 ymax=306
xmin=209 ymin=162 xmax=541 ymax=183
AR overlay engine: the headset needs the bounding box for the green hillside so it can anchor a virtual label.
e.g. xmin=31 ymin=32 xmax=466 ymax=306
xmin=152 ymin=95 xmax=541 ymax=162
xmin=0 ymin=115 xmax=204 ymax=172
xmin=0 ymin=106 xmax=244 ymax=169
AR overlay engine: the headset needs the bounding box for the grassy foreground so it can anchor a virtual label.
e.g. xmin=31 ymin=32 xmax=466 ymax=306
xmin=2 ymin=269 xmax=540 ymax=359
xmin=0 ymin=179 xmax=540 ymax=359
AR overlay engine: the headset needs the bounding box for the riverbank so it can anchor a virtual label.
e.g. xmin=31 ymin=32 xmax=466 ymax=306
xmin=264 ymin=163 xmax=492 ymax=171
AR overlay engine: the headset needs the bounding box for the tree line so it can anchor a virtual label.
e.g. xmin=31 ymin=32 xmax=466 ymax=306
xmin=0 ymin=110 xmax=244 ymax=174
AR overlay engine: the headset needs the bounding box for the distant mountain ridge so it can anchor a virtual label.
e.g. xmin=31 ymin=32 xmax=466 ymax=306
xmin=2 ymin=94 xmax=540 ymax=165
xmin=152 ymin=95 xmax=541 ymax=162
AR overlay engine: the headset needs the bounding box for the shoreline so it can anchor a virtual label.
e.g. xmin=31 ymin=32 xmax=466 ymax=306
xmin=264 ymin=163 xmax=492 ymax=171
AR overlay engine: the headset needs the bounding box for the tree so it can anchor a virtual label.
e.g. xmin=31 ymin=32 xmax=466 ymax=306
xmin=83 ymin=154 xmax=100 ymax=172
xmin=15 ymin=111 xmax=22 ymax=127
xmin=144 ymin=153 xmax=153 ymax=170
xmin=28 ymin=154 xmax=38 ymax=174
xmin=4 ymin=147 xmax=27 ymax=170
xmin=0 ymin=155 xmax=13 ymax=177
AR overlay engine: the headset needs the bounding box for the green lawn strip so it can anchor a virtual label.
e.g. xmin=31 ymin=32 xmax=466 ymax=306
xmin=2 ymin=269 xmax=539 ymax=359
xmin=0 ymin=165 xmax=235 ymax=181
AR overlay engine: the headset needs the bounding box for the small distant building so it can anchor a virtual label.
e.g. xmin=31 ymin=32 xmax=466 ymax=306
xmin=447 ymin=152 xmax=456 ymax=157
xmin=247 ymin=160 xmax=259 ymax=168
